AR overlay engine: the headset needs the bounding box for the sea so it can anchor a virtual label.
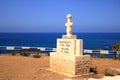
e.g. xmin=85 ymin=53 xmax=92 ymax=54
xmin=0 ymin=33 xmax=120 ymax=50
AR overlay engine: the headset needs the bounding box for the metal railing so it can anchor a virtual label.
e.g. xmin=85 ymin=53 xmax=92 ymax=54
xmin=0 ymin=46 xmax=119 ymax=58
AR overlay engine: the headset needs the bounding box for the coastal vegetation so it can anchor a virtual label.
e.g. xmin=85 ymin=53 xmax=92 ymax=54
xmin=111 ymin=42 xmax=120 ymax=53
xmin=33 ymin=54 xmax=41 ymax=58
xmin=32 ymin=49 xmax=41 ymax=58
xmin=20 ymin=52 xmax=30 ymax=57
xmin=11 ymin=51 xmax=17 ymax=56
xmin=104 ymin=69 xmax=115 ymax=76
xmin=110 ymin=42 xmax=120 ymax=59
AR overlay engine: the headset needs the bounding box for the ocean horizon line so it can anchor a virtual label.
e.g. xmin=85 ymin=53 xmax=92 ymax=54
xmin=0 ymin=32 xmax=120 ymax=34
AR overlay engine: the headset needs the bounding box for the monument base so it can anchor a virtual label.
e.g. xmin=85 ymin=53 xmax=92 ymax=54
xmin=50 ymin=52 xmax=90 ymax=77
xmin=62 ymin=35 xmax=77 ymax=39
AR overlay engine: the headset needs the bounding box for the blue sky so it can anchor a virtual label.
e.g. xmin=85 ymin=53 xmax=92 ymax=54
xmin=0 ymin=0 xmax=120 ymax=33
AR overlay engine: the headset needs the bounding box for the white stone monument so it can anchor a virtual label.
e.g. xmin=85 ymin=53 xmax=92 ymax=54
xmin=50 ymin=14 xmax=90 ymax=77
xmin=62 ymin=14 xmax=76 ymax=39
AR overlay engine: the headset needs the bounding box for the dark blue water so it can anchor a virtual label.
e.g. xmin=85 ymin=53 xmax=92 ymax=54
xmin=0 ymin=33 xmax=120 ymax=49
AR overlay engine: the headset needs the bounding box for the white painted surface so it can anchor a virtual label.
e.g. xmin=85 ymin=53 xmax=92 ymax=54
xmin=89 ymin=75 xmax=120 ymax=80
xmin=100 ymin=50 xmax=109 ymax=54
xmin=21 ymin=47 xmax=30 ymax=49
xmin=84 ymin=49 xmax=93 ymax=53
xmin=6 ymin=46 xmax=15 ymax=50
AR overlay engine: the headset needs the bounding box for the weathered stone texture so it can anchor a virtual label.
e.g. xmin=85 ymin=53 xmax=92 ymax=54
xmin=50 ymin=53 xmax=90 ymax=76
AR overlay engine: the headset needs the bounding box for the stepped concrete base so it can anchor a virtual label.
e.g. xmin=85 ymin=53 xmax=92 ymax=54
xmin=50 ymin=52 xmax=90 ymax=77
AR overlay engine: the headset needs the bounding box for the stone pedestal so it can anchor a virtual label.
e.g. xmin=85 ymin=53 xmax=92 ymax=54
xmin=57 ymin=39 xmax=83 ymax=56
xmin=50 ymin=53 xmax=90 ymax=76
xmin=62 ymin=35 xmax=77 ymax=39
xmin=50 ymin=38 xmax=90 ymax=76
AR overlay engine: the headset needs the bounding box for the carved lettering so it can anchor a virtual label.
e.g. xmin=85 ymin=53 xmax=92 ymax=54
xmin=58 ymin=41 xmax=72 ymax=54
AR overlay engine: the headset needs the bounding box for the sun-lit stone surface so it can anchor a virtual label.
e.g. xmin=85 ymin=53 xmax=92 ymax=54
xmin=50 ymin=14 xmax=90 ymax=77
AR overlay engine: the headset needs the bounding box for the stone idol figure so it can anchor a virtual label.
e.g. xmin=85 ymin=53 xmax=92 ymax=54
xmin=65 ymin=14 xmax=74 ymax=38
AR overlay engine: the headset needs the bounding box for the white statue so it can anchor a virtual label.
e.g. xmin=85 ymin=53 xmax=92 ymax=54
xmin=65 ymin=14 xmax=74 ymax=38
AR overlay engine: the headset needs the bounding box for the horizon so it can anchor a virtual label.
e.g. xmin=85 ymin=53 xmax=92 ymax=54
xmin=0 ymin=32 xmax=120 ymax=34
xmin=0 ymin=0 xmax=120 ymax=33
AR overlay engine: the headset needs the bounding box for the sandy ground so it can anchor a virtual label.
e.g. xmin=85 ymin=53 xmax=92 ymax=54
xmin=0 ymin=54 xmax=87 ymax=80
xmin=0 ymin=54 xmax=120 ymax=80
